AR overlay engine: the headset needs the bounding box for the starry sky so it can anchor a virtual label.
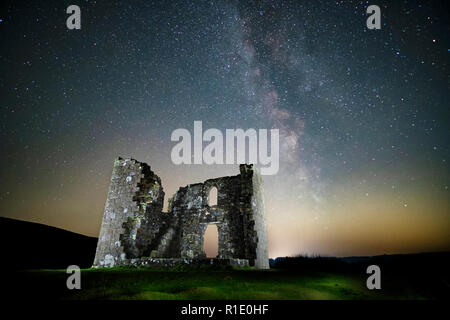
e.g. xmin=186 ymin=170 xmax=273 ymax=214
xmin=1 ymin=0 xmax=449 ymax=258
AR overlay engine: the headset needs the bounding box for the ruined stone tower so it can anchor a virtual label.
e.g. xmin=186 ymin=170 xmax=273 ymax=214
xmin=93 ymin=157 xmax=269 ymax=269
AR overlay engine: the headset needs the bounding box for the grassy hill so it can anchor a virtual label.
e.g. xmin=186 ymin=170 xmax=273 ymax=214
xmin=8 ymin=263 xmax=449 ymax=300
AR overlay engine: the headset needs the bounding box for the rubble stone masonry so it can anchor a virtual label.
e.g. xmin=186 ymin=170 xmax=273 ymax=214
xmin=93 ymin=157 xmax=269 ymax=269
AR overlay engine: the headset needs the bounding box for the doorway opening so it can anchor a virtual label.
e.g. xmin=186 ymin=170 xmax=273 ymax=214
xmin=203 ymin=224 xmax=218 ymax=258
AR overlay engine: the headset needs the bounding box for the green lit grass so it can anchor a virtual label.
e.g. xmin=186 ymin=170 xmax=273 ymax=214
xmin=13 ymin=266 xmax=424 ymax=300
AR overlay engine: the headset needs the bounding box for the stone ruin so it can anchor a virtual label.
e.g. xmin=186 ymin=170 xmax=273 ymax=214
xmin=93 ymin=157 xmax=269 ymax=269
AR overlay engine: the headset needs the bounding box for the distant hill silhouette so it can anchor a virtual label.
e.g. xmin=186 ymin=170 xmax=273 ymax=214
xmin=0 ymin=217 xmax=98 ymax=270
xmin=270 ymin=252 xmax=450 ymax=275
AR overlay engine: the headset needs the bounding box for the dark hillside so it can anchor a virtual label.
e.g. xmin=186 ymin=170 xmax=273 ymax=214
xmin=0 ymin=217 xmax=97 ymax=270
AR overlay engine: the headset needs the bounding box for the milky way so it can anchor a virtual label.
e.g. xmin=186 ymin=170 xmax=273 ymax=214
xmin=1 ymin=0 xmax=449 ymax=257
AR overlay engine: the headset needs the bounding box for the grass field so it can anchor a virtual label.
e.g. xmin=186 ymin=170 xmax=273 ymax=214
xmin=9 ymin=265 xmax=440 ymax=300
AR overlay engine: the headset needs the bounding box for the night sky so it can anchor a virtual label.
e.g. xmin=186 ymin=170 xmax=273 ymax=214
xmin=1 ymin=0 xmax=449 ymax=257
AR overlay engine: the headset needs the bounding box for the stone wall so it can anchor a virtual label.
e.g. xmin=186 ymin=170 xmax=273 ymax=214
xmin=93 ymin=158 xmax=269 ymax=269
xmin=244 ymin=165 xmax=270 ymax=269
xmin=93 ymin=158 xmax=164 ymax=267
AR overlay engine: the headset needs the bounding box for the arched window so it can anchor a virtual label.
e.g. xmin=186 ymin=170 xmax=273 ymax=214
xmin=208 ymin=186 xmax=218 ymax=206
xmin=203 ymin=224 xmax=218 ymax=258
